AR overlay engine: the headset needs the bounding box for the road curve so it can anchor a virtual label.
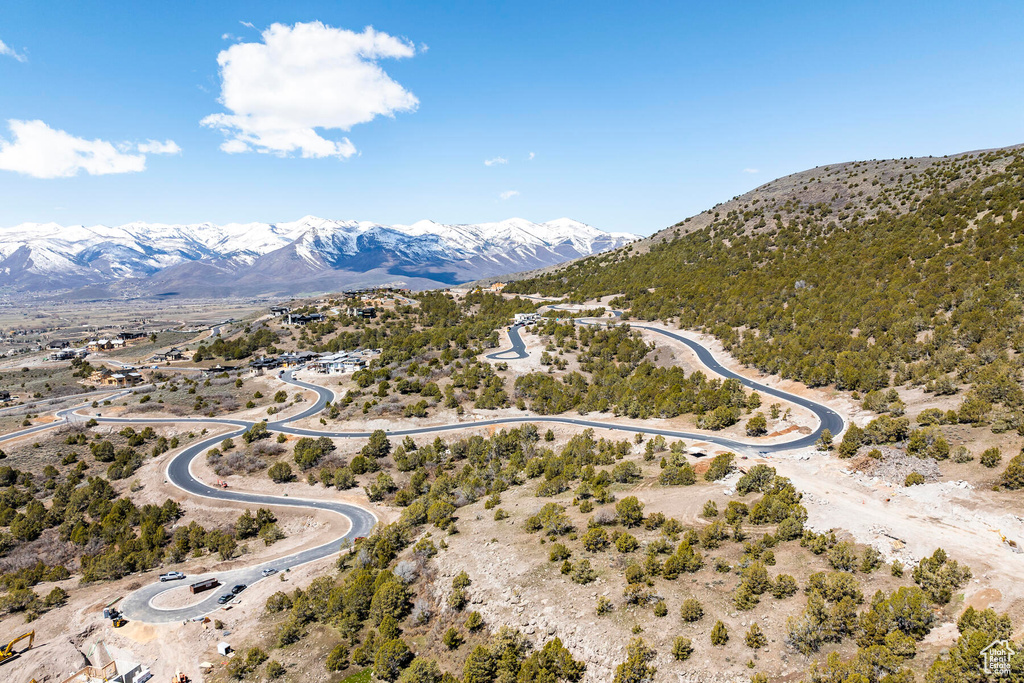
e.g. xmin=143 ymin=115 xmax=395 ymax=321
xmin=631 ymin=325 xmax=845 ymax=450
xmin=485 ymin=325 xmax=529 ymax=360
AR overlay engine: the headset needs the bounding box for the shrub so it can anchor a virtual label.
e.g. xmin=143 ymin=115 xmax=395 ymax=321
xmin=746 ymin=413 xmax=767 ymax=436
xmin=465 ymin=611 xmax=484 ymax=632
xmin=771 ymin=574 xmax=799 ymax=599
xmin=325 ymin=644 xmax=350 ymax=672
xmin=443 ymin=627 xmax=463 ymax=650
xmin=525 ymin=503 xmax=573 ymax=536
xmin=1000 ymin=453 xmax=1024 ymax=489
xmin=702 ymin=500 xmax=718 ymax=518
xmin=744 ymin=623 xmax=767 ymax=649
xmin=659 ymin=463 xmax=696 ymax=485
xmin=710 ymin=620 xmax=729 ymax=646
xmin=571 ymin=559 xmax=597 ymax=584
xmin=704 ymin=453 xmax=735 ymax=481
xmin=265 ymin=661 xmax=285 ymax=679
xmin=266 ymin=591 xmax=293 ymax=613
xmin=672 ymin=636 xmax=693 ymax=661
xmin=904 ymin=472 xmax=926 ymax=486
xmin=596 ymin=596 xmax=613 ymax=614
xmin=980 ymin=447 xmax=1002 ymax=468
xmin=374 ymin=639 xmax=413 ymax=682
xmin=615 ymin=533 xmax=639 ymax=553
xmin=615 ymin=496 xmax=644 ymax=527
xmin=680 ymin=598 xmax=704 ymax=622
xmin=653 ymin=600 xmax=668 ymax=617
xmin=549 ymin=543 xmax=571 ymax=562
xmin=736 ymin=464 xmax=776 ymax=494
xmin=581 ymin=527 xmax=610 ymax=552
xmin=268 ymin=461 xmax=293 ymax=483
xmin=912 ymin=548 xmax=971 ymax=604
xmin=613 ymin=638 xmax=656 ymax=683
xmin=827 ymin=541 xmax=858 ymax=571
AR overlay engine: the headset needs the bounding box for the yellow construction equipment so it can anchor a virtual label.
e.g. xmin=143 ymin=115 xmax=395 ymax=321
xmin=0 ymin=630 xmax=34 ymax=664
xmin=112 ymin=617 xmax=127 ymax=628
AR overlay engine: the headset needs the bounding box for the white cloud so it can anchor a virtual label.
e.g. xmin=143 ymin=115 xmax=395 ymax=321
xmin=202 ymin=21 xmax=419 ymax=159
xmin=0 ymin=120 xmax=179 ymax=179
xmin=499 ymin=190 xmax=519 ymax=200
xmin=137 ymin=139 xmax=182 ymax=155
xmin=527 ymin=151 xmax=535 ymax=161
xmin=484 ymin=156 xmax=507 ymax=166
xmin=0 ymin=38 xmax=27 ymax=62
xmin=742 ymin=168 xmax=759 ymax=174
xmin=220 ymin=138 xmax=250 ymax=154
xmin=240 ymin=21 xmax=256 ymax=29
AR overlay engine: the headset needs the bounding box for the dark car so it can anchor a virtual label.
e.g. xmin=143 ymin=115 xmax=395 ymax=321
xmin=231 ymin=584 xmax=247 ymax=595
xmin=217 ymin=594 xmax=232 ymax=604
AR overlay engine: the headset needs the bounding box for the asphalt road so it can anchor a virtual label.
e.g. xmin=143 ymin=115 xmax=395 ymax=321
xmin=485 ymin=325 xmax=529 ymax=360
xmin=119 ymin=426 xmax=376 ymax=623
xmin=1 ymin=330 xmax=845 ymax=622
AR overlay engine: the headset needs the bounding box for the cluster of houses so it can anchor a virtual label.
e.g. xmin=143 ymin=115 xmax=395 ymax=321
xmin=247 ymin=349 xmax=378 ymax=376
xmin=46 ymin=332 xmax=148 ymax=360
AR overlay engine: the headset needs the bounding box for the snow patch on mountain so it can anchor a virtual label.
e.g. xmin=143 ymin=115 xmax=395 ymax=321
xmin=0 ymin=216 xmax=638 ymax=295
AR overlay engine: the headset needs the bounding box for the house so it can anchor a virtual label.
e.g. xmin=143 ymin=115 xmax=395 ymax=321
xmin=270 ymin=306 xmax=290 ymax=315
xmin=490 ymin=282 xmax=507 ymax=292
xmin=91 ymin=369 xmax=144 ymax=387
xmin=248 ymin=357 xmax=282 ymax=375
xmin=88 ymin=339 xmax=113 ymax=352
xmin=47 ymin=340 xmax=70 ymax=350
xmin=513 ymin=312 xmax=541 ymax=325
xmin=116 ymin=332 xmax=146 ymax=342
xmin=346 ymin=306 xmax=376 ymax=319
xmin=149 ymin=347 xmax=185 ymax=363
xmin=110 ymin=339 xmax=128 ymax=349
xmin=284 ymin=313 xmax=325 ymax=325
xmin=277 ymin=351 xmax=317 ymax=368
xmin=311 ymin=352 xmax=369 ymax=375
xmin=51 ymin=349 xmax=76 ymax=361
xmin=202 ymin=364 xmax=238 ymax=377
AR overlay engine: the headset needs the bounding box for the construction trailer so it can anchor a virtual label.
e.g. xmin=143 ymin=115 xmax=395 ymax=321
xmin=189 ymin=578 xmax=219 ymax=594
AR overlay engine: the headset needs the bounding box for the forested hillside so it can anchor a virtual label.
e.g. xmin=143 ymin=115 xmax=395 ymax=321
xmin=507 ymin=146 xmax=1024 ymax=414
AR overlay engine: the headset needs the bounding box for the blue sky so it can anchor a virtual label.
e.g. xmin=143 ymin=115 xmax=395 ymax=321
xmin=0 ymin=1 xmax=1022 ymax=235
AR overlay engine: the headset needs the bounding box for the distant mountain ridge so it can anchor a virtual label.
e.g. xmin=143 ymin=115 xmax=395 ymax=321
xmin=0 ymin=216 xmax=638 ymax=297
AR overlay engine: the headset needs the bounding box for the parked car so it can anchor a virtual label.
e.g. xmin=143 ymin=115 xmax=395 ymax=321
xmin=217 ymin=594 xmax=233 ymax=604
xmin=231 ymin=584 xmax=247 ymax=594
xmin=261 ymin=568 xmax=277 ymax=577
xmin=159 ymin=571 xmax=185 ymax=582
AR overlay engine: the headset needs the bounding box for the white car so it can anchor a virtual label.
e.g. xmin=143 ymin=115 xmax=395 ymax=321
xmin=159 ymin=571 xmax=185 ymax=582
xmin=261 ymin=568 xmax=278 ymax=577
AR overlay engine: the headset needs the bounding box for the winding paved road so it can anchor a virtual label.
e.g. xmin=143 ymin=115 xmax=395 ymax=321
xmin=0 ymin=326 xmax=844 ymax=622
xmin=485 ymin=324 xmax=529 ymax=360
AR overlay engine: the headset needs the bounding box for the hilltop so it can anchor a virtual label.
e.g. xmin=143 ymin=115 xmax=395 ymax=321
xmin=507 ymin=144 xmax=1024 ymax=401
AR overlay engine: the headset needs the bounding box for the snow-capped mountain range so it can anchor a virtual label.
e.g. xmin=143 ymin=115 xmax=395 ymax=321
xmin=0 ymin=216 xmax=638 ymax=297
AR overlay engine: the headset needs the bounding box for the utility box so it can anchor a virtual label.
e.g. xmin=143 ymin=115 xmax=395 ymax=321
xmin=217 ymin=642 xmax=232 ymax=656
xmin=190 ymin=578 xmax=219 ymax=594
